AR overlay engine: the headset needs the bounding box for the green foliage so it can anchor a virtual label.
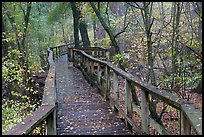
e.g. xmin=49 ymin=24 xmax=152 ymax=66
xmin=2 ymin=49 xmax=23 ymax=84
xmin=92 ymin=37 xmax=111 ymax=48
xmin=113 ymin=52 xmax=130 ymax=71
xmin=47 ymin=2 xmax=70 ymax=25
xmin=2 ymin=49 xmax=41 ymax=134
xmin=2 ymin=99 xmax=23 ymax=133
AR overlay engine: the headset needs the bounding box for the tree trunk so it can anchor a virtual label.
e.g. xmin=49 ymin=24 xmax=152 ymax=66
xmin=70 ymin=2 xmax=80 ymax=48
xmin=60 ymin=21 xmax=67 ymax=44
xmin=2 ymin=18 xmax=9 ymax=57
xmin=139 ymin=2 xmax=163 ymax=126
xmin=21 ymin=2 xmax=32 ymax=51
xmin=90 ymin=2 xmax=120 ymax=54
xmin=78 ymin=8 xmax=91 ymax=48
xmin=171 ymin=2 xmax=182 ymax=90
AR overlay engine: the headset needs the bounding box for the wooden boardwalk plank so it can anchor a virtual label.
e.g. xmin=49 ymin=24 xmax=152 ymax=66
xmin=55 ymin=55 xmax=133 ymax=135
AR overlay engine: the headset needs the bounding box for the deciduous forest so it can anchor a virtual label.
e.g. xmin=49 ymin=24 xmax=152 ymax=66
xmin=2 ymin=2 xmax=202 ymax=135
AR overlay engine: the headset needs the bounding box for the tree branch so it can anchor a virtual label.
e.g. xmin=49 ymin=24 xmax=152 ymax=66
xmin=105 ymin=2 xmax=110 ymax=27
xmin=20 ymin=2 xmax=26 ymax=17
xmin=114 ymin=22 xmax=130 ymax=40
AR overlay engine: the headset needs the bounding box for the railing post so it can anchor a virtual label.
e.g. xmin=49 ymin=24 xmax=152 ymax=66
xmin=97 ymin=63 xmax=102 ymax=88
xmin=77 ymin=54 xmax=81 ymax=66
xmin=54 ymin=48 xmax=56 ymax=59
xmin=125 ymin=79 xmax=133 ymax=129
xmin=180 ymin=111 xmax=191 ymax=135
xmin=87 ymin=59 xmax=90 ymax=73
xmin=81 ymin=55 xmax=85 ymax=68
xmin=73 ymin=51 xmax=77 ymax=64
xmin=91 ymin=61 xmax=94 ymax=75
xmin=104 ymin=65 xmax=110 ymax=100
xmin=125 ymin=79 xmax=133 ymax=116
xmin=70 ymin=49 xmax=73 ymax=61
xmin=55 ymin=48 xmax=58 ymax=59
xmin=113 ymin=72 xmax=119 ymax=112
xmin=46 ymin=109 xmax=57 ymax=135
xmin=105 ymin=51 xmax=110 ymax=61
xmin=59 ymin=47 xmax=61 ymax=56
xmin=67 ymin=46 xmax=69 ymax=59
xmin=141 ymin=89 xmax=150 ymax=134
xmin=67 ymin=48 xmax=70 ymax=60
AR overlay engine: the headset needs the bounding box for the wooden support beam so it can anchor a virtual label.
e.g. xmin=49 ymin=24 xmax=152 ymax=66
xmin=91 ymin=60 xmax=94 ymax=74
xmin=46 ymin=109 xmax=56 ymax=135
xmin=180 ymin=110 xmax=191 ymax=135
xmin=70 ymin=49 xmax=73 ymax=61
xmin=125 ymin=79 xmax=133 ymax=117
xmin=125 ymin=79 xmax=133 ymax=130
xmin=97 ymin=64 xmax=103 ymax=90
xmin=104 ymin=65 xmax=110 ymax=100
xmin=113 ymin=72 xmax=119 ymax=112
xmin=106 ymin=51 xmax=110 ymax=61
xmin=140 ymin=89 xmax=150 ymax=134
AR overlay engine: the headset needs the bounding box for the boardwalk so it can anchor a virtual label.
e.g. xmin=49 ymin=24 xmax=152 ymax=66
xmin=4 ymin=46 xmax=202 ymax=135
xmin=55 ymin=55 xmax=133 ymax=135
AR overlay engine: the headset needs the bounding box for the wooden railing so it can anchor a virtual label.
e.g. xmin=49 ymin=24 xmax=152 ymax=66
xmin=5 ymin=48 xmax=57 ymax=135
xmin=5 ymin=43 xmax=201 ymax=135
xmin=66 ymin=48 xmax=202 ymax=135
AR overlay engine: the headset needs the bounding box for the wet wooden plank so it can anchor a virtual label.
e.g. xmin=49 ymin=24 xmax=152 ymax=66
xmin=55 ymin=55 xmax=133 ymax=135
xmin=73 ymin=49 xmax=202 ymax=135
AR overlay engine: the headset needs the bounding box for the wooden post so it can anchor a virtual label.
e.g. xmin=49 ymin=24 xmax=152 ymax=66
xmin=125 ymin=79 xmax=133 ymax=129
xmin=125 ymin=79 xmax=133 ymax=117
xmin=140 ymin=89 xmax=150 ymax=134
xmin=104 ymin=65 xmax=110 ymax=100
xmin=106 ymin=51 xmax=110 ymax=61
xmin=58 ymin=47 xmax=61 ymax=57
xmin=58 ymin=47 xmax=59 ymax=58
xmin=73 ymin=51 xmax=77 ymax=64
xmin=91 ymin=61 xmax=94 ymax=75
xmin=97 ymin=51 xmax=99 ymax=58
xmin=46 ymin=109 xmax=57 ymax=135
xmin=67 ymin=48 xmax=69 ymax=60
xmin=97 ymin=63 xmax=102 ymax=88
xmin=70 ymin=49 xmax=73 ymax=61
xmin=87 ymin=59 xmax=90 ymax=73
xmin=77 ymin=53 xmax=80 ymax=65
xmin=81 ymin=55 xmax=85 ymax=69
xmin=113 ymin=72 xmax=119 ymax=112
xmin=180 ymin=111 xmax=191 ymax=135
xmin=54 ymin=48 xmax=57 ymax=59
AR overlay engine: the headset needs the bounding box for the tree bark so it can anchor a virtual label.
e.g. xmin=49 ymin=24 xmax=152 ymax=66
xmin=171 ymin=2 xmax=182 ymax=89
xmin=78 ymin=8 xmax=91 ymax=47
xmin=2 ymin=18 xmax=9 ymax=57
xmin=21 ymin=2 xmax=32 ymax=51
xmin=70 ymin=2 xmax=80 ymax=48
xmin=90 ymin=2 xmax=120 ymax=54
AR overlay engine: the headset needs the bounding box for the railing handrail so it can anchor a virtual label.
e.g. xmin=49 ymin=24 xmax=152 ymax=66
xmin=5 ymin=47 xmax=57 ymax=135
xmin=70 ymin=48 xmax=202 ymax=135
xmin=6 ymin=43 xmax=201 ymax=135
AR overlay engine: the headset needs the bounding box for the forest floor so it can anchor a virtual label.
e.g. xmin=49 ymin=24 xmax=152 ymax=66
xmin=109 ymin=79 xmax=202 ymax=135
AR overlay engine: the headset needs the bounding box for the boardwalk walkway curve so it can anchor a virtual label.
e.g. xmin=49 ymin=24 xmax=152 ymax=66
xmin=5 ymin=42 xmax=202 ymax=135
xmin=56 ymin=55 xmax=133 ymax=135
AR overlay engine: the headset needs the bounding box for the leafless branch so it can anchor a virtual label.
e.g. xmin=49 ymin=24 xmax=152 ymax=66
xmin=114 ymin=22 xmax=130 ymax=40
xmin=20 ymin=2 xmax=26 ymax=17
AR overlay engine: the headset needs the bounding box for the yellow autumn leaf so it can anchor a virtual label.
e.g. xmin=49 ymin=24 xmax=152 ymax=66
xmin=197 ymin=124 xmax=201 ymax=127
